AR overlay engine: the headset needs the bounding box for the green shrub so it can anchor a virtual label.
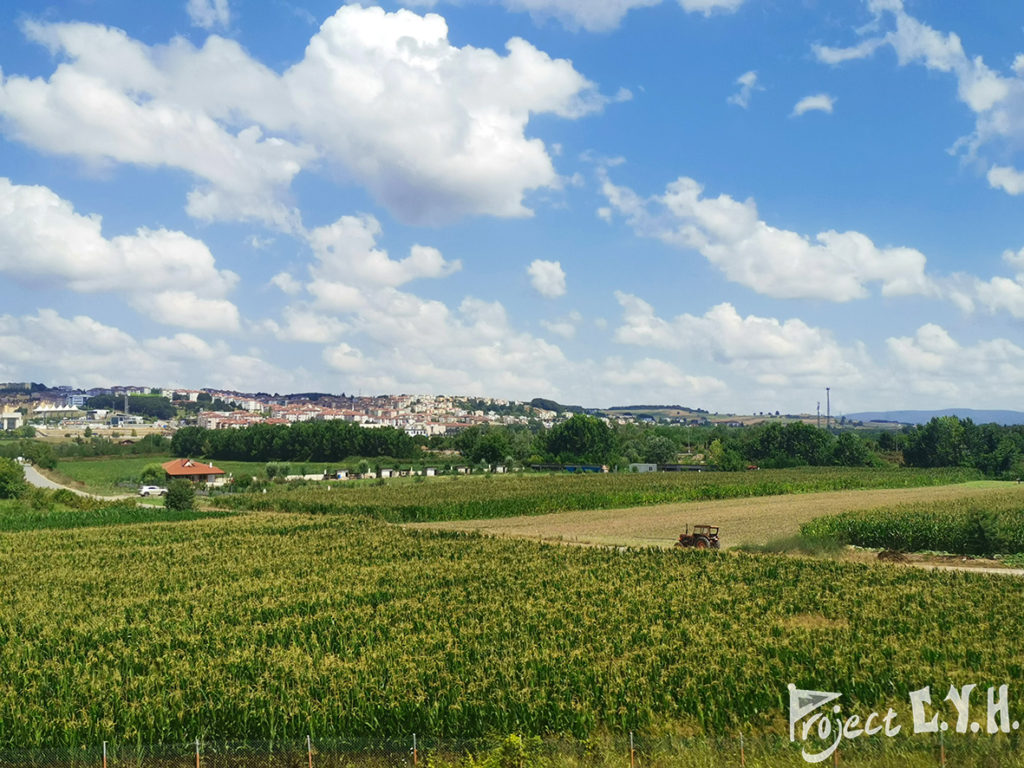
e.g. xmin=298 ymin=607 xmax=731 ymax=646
xmin=0 ymin=457 xmax=26 ymax=499
xmin=265 ymin=462 xmax=291 ymax=480
xmin=139 ymin=463 xmax=165 ymax=485
xmin=165 ymin=479 xmax=196 ymax=511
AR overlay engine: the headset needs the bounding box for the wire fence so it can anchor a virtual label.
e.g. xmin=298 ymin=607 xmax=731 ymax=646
xmin=2 ymin=732 xmax=1023 ymax=768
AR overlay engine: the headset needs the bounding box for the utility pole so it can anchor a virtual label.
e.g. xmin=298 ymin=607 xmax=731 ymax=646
xmin=826 ymin=387 xmax=831 ymax=432
xmin=816 ymin=401 xmax=821 ymax=429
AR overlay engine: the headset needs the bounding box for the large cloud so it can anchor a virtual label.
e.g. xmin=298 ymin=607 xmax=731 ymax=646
xmin=613 ymin=292 xmax=869 ymax=389
xmin=600 ymin=172 xmax=935 ymax=301
xmin=0 ymin=178 xmax=240 ymax=330
xmin=886 ymin=324 xmax=1024 ymax=403
xmin=0 ymin=6 xmax=609 ymax=226
xmin=0 ymin=309 xmax=294 ymax=391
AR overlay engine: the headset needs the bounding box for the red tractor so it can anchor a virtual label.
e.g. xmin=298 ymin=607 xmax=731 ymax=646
xmin=675 ymin=524 xmax=720 ymax=550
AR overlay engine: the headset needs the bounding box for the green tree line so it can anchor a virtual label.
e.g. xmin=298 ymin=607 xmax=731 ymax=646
xmin=171 ymin=421 xmax=420 ymax=462
xmin=0 ymin=434 xmax=170 ymax=468
xmin=85 ymin=394 xmax=176 ymax=420
xmin=889 ymin=415 xmax=1024 ymax=477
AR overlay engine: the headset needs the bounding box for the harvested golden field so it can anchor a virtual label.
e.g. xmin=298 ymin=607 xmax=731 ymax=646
xmin=409 ymin=480 xmax=1020 ymax=549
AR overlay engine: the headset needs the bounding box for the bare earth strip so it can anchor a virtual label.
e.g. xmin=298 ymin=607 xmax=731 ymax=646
xmin=409 ymin=481 xmax=1020 ymax=550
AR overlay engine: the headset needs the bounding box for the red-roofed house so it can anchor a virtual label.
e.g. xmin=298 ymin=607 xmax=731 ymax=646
xmin=163 ymin=458 xmax=226 ymax=485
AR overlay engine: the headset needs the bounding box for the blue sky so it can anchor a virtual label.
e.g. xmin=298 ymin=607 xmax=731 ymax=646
xmin=2 ymin=0 xmax=1024 ymax=414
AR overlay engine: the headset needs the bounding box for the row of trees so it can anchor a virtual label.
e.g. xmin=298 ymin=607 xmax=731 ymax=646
xmin=895 ymin=416 xmax=1024 ymax=476
xmin=84 ymin=394 xmax=177 ymax=420
xmin=171 ymin=421 xmax=420 ymax=462
xmin=451 ymin=416 xmax=879 ymax=469
xmin=708 ymin=421 xmax=876 ymax=470
xmin=455 ymin=415 xmax=1024 ymax=475
xmin=0 ymin=434 xmax=170 ymax=468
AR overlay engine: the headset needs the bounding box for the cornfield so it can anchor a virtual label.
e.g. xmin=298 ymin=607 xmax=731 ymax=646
xmin=1 ymin=510 xmax=1021 ymax=751
xmin=0 ymin=494 xmax=233 ymax=533
xmin=218 ymin=467 xmax=981 ymax=522
xmin=801 ymin=489 xmax=1024 ymax=554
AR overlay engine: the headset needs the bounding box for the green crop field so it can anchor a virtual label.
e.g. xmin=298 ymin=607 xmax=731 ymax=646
xmin=0 ymin=497 xmax=235 ymax=532
xmin=801 ymin=488 xmax=1024 ymax=555
xmin=220 ymin=466 xmax=982 ymax=522
xmin=1 ymin=508 xmax=1022 ymax=763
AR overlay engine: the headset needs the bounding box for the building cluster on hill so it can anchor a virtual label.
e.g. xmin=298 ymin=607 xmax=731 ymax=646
xmin=0 ymin=383 xmax=567 ymax=436
xmin=0 ymin=381 xmax=722 ymax=438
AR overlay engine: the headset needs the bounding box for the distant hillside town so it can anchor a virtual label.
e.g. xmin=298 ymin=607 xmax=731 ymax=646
xmin=0 ymin=381 xmax=716 ymax=437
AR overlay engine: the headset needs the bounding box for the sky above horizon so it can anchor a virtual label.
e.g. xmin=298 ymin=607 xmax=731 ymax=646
xmin=1 ymin=0 xmax=1023 ymax=414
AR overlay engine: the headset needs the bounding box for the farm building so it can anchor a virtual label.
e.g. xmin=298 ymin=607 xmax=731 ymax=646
xmin=162 ymin=458 xmax=226 ymax=486
xmin=0 ymin=407 xmax=23 ymax=431
xmin=629 ymin=463 xmax=657 ymax=473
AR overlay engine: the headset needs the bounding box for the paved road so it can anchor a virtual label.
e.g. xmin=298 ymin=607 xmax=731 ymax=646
xmin=22 ymin=464 xmax=85 ymax=493
xmin=22 ymin=464 xmax=134 ymax=500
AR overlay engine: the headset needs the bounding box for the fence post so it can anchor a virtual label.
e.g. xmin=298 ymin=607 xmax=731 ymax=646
xmin=412 ymin=733 xmax=418 ymax=766
xmin=739 ymin=733 xmax=745 ymax=767
xmin=629 ymin=731 xmax=635 ymax=768
xmin=195 ymin=738 xmax=200 ymax=768
xmin=102 ymin=741 xmax=107 ymax=768
xmin=307 ymin=735 xmax=313 ymax=768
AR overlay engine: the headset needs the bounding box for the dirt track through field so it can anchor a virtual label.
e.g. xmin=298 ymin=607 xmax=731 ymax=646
xmin=409 ymin=481 xmax=1022 ymax=549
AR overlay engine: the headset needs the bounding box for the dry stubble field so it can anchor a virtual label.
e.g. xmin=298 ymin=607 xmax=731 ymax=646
xmin=409 ymin=480 xmax=1018 ymax=549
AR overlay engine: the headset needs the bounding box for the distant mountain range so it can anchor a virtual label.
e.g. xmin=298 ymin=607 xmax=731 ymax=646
xmin=847 ymin=409 xmax=1024 ymax=426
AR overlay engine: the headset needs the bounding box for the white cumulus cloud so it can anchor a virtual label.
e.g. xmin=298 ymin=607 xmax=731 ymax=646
xmin=792 ymin=93 xmax=835 ymax=117
xmin=600 ymin=172 xmax=935 ymax=301
xmin=886 ymin=324 xmax=1024 ymax=402
xmin=0 ymin=309 xmax=293 ymax=390
xmin=0 ymin=7 xmax=611 ymax=226
xmin=613 ymin=293 xmax=868 ymax=387
xmin=144 ymin=292 xmax=241 ymax=332
xmin=308 ymin=214 xmax=461 ymax=288
xmin=987 ymin=166 xmax=1024 ymax=196
xmin=527 ymin=259 xmax=567 ymax=298
xmin=0 ymin=178 xmax=240 ymax=330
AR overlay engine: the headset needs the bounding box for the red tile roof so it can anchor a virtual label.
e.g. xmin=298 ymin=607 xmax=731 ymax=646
xmin=162 ymin=458 xmax=225 ymax=476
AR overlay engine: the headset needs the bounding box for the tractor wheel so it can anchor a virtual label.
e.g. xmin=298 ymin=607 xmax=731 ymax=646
xmin=695 ymin=537 xmax=709 ymax=549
